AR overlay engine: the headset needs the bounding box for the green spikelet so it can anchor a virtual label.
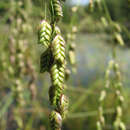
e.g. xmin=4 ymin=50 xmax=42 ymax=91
xmin=97 ymin=121 xmax=102 ymax=130
xmin=68 ymin=50 xmax=76 ymax=65
xmin=49 ymin=85 xmax=64 ymax=106
xmin=38 ymin=20 xmax=52 ymax=48
xmin=101 ymin=17 xmax=108 ymax=27
xmin=52 ymin=35 xmax=65 ymax=64
xmin=50 ymin=110 xmax=62 ymax=130
xmin=57 ymin=94 xmax=69 ymax=119
xmin=50 ymin=64 xmax=61 ymax=87
xmin=50 ymin=63 xmax=65 ymax=86
xmin=40 ymin=49 xmax=53 ymax=73
xmin=54 ymin=26 xmax=61 ymax=35
xmin=51 ymin=0 xmax=63 ymax=21
xmin=49 ymin=63 xmax=65 ymax=106
xmin=114 ymin=106 xmax=126 ymax=130
xmin=113 ymin=32 xmax=124 ymax=46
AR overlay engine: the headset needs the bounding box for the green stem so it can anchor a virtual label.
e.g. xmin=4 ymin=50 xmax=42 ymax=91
xmin=102 ymin=0 xmax=112 ymax=23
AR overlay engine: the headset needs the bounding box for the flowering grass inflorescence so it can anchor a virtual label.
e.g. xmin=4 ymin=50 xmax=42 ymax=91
xmin=38 ymin=0 xmax=68 ymax=130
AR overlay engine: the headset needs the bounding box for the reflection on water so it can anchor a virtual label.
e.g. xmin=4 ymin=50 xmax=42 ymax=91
xmin=71 ymin=33 xmax=130 ymax=87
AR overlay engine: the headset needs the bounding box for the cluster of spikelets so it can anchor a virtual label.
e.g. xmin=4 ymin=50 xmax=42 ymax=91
xmin=97 ymin=16 xmax=125 ymax=129
xmin=94 ymin=0 xmax=126 ymax=129
xmin=38 ymin=0 xmax=68 ymax=128
xmin=96 ymin=60 xmax=126 ymax=130
xmin=65 ymin=6 xmax=78 ymax=74
xmin=101 ymin=16 xmax=125 ymax=46
xmin=37 ymin=0 xmax=69 ymax=129
xmin=6 ymin=1 xmax=37 ymax=129
xmin=91 ymin=0 xmax=125 ymax=47
xmin=67 ymin=26 xmax=77 ymax=73
xmin=96 ymin=60 xmax=112 ymax=130
xmin=38 ymin=20 xmax=68 ymax=130
xmin=50 ymin=0 xmax=64 ymax=22
xmin=112 ymin=61 xmax=126 ymax=130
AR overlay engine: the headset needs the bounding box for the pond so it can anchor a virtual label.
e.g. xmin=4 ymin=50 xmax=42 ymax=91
xmin=71 ymin=33 xmax=130 ymax=88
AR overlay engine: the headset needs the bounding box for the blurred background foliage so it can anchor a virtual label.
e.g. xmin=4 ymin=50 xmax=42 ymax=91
xmin=0 ymin=0 xmax=130 ymax=130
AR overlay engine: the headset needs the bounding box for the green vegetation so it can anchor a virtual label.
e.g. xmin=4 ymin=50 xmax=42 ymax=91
xmin=0 ymin=0 xmax=130 ymax=130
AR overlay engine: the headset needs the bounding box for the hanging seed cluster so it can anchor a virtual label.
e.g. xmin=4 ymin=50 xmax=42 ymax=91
xmin=66 ymin=6 xmax=79 ymax=74
xmin=10 ymin=0 xmax=36 ymax=105
xmin=95 ymin=1 xmax=126 ymax=129
xmin=38 ymin=0 xmax=68 ymax=130
xmin=96 ymin=60 xmax=113 ymax=130
xmin=100 ymin=16 xmax=124 ymax=46
xmin=9 ymin=1 xmax=27 ymax=107
xmin=5 ymin=0 xmax=37 ymax=129
xmin=50 ymin=0 xmax=63 ymax=22
xmin=67 ymin=26 xmax=77 ymax=73
xmin=112 ymin=22 xmax=124 ymax=46
xmin=97 ymin=59 xmax=126 ymax=130
xmin=112 ymin=61 xmax=126 ymax=130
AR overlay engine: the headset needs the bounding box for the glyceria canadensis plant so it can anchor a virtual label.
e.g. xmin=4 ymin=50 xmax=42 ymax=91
xmin=95 ymin=0 xmax=126 ymax=130
xmin=97 ymin=60 xmax=126 ymax=130
xmin=38 ymin=0 xmax=68 ymax=130
xmin=66 ymin=6 xmax=78 ymax=74
xmin=112 ymin=59 xmax=126 ymax=130
xmin=8 ymin=1 xmax=27 ymax=128
xmin=1 ymin=0 xmax=37 ymax=129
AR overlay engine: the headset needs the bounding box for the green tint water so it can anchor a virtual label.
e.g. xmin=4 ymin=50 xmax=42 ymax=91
xmin=71 ymin=33 xmax=130 ymax=88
